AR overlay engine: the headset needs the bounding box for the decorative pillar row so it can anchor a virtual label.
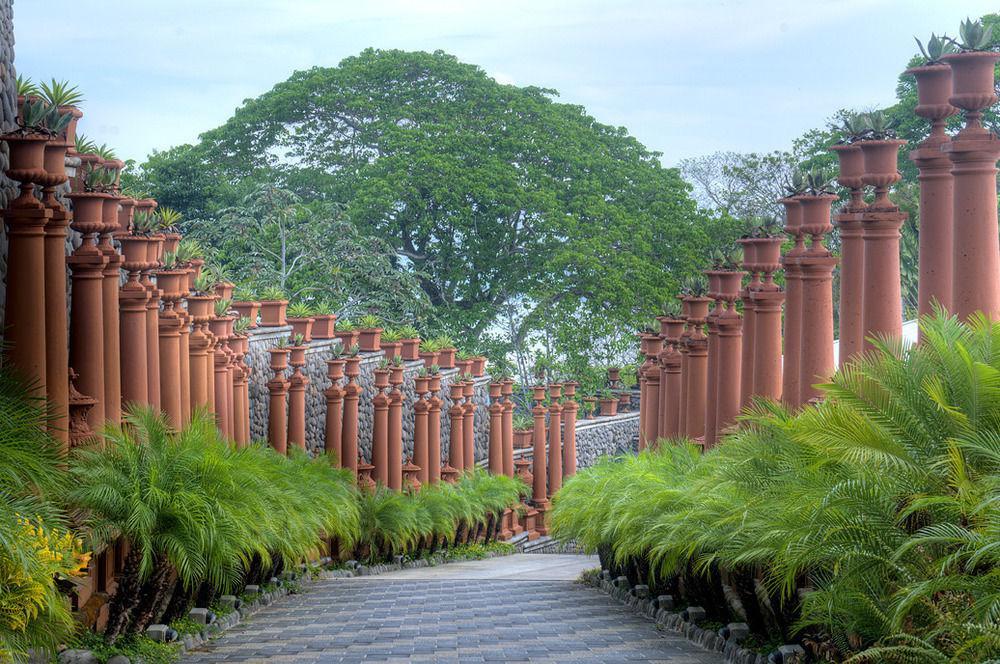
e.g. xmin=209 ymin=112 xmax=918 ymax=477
xmin=656 ymin=318 xmax=671 ymax=439
xmin=341 ymin=356 xmax=362 ymax=477
xmin=488 ymin=383 xmax=503 ymax=474
xmin=324 ymin=359 xmax=346 ymax=463
xmin=780 ymin=198 xmax=805 ymax=409
xmin=230 ymin=334 xmax=249 ymax=446
xmin=677 ymin=298 xmax=691 ymax=435
xmin=530 ymin=385 xmax=550 ymax=535
xmin=683 ymin=297 xmax=711 ymax=441
xmin=501 ymin=379 xmax=515 ymax=478
xmin=713 ymin=271 xmax=743 ymax=444
xmin=388 ymin=364 xmax=405 ymax=490
xmin=561 ymin=381 xmax=578 ymax=479
xmin=119 ymin=237 xmax=150 ymax=410
xmin=372 ymin=368 xmax=391 ymax=486
xmin=427 ymin=373 xmax=443 ymax=484
xmin=414 ymin=375 xmax=431 ymax=484
xmin=661 ymin=320 xmax=685 ymax=439
xmin=737 ymin=238 xmax=758 ymax=408
xmin=547 ymin=383 xmax=563 ymax=496
xmin=703 ymin=272 xmax=724 ymax=447
xmin=831 ymin=143 xmax=866 ymax=366
xmin=267 ymin=348 xmax=290 ymax=454
xmin=749 ymin=236 xmax=784 ymax=401
xmin=798 ymin=194 xmax=839 ymax=404
xmin=187 ymin=296 xmax=215 ymax=411
xmin=447 ymin=382 xmax=465 ymax=472
xmin=641 ymin=334 xmax=662 ymax=448
xmin=287 ymin=342 xmax=309 ymax=450
xmin=41 ymin=140 xmax=70 ymax=445
xmin=462 ymin=379 xmax=476 ymax=471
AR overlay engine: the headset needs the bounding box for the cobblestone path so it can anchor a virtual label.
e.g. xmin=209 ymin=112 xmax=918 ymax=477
xmin=183 ymin=554 xmax=724 ymax=663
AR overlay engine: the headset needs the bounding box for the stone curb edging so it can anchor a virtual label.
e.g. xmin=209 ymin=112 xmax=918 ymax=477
xmin=591 ymin=571 xmax=770 ymax=664
xmin=325 ymin=548 xmax=515 ymax=579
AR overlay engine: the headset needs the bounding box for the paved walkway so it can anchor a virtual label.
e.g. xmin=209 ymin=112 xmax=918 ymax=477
xmin=183 ymin=554 xmax=723 ymax=663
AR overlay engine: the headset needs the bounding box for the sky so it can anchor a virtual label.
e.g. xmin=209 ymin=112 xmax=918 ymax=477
xmin=12 ymin=0 xmax=997 ymax=166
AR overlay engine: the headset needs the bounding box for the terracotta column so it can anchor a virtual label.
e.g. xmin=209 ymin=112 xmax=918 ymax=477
xmin=324 ymin=359 xmax=346 ymax=464
xmin=427 ymin=373 xmax=443 ymax=484
xmin=447 ymin=381 xmax=465 ymax=471
xmin=798 ymin=195 xmax=839 ymax=404
xmin=750 ymin=237 xmax=785 ymax=401
xmin=462 ymin=379 xmax=476 ymax=471
xmin=118 ymin=237 xmax=151 ymax=409
xmin=561 ymin=381 xmax=578 ymax=479
xmin=683 ymin=297 xmax=711 ymax=441
xmin=547 ymin=383 xmax=563 ymax=495
xmin=832 ymin=144 xmax=867 ymax=366
xmin=642 ymin=335 xmax=663 ymax=448
xmin=267 ymin=348 xmax=290 ymax=454
xmin=637 ymin=334 xmax=653 ymax=448
xmin=230 ymin=335 xmax=248 ymax=446
xmin=780 ymin=198 xmax=805 ymax=408
xmin=209 ymin=316 xmax=234 ymax=438
xmin=177 ymin=298 xmax=192 ymax=426
xmin=186 ymin=296 xmax=215 ymax=410
xmin=287 ymin=343 xmax=309 ymax=450
xmin=487 ymin=383 xmax=503 ymax=474
xmin=413 ymin=375 xmax=430 ymax=483
xmin=388 ymin=364 xmax=405 ymax=490
xmin=372 ymin=368 xmax=391 ymax=486
xmin=703 ymin=272 xmax=724 ymax=447
xmin=942 ymin=51 xmax=1000 ymax=320
xmin=714 ymin=271 xmax=743 ymax=443
xmin=142 ymin=234 xmax=162 ymax=408
xmin=4 ymin=138 xmax=52 ymax=401
xmin=737 ymin=238 xmax=758 ymax=407
xmin=908 ymin=63 xmax=957 ymax=319
xmin=661 ymin=319 xmax=685 ymax=438
xmin=40 ymin=140 xmax=70 ymax=444
xmin=530 ymin=385 xmax=550 ymax=535
xmin=239 ymin=340 xmax=252 ymax=446
xmin=156 ymin=269 xmax=188 ymax=427
xmin=98 ymin=195 xmax=124 ymax=427
xmin=859 ymin=140 xmax=906 ymax=352
xmin=677 ymin=298 xmax=691 ymax=435
xmin=501 ymin=378 xmax=515 ymax=478
xmin=341 ymin=356 xmax=362 ymax=477
xmin=656 ymin=318 xmax=671 ymax=438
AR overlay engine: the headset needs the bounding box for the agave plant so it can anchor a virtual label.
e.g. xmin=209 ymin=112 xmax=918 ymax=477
xmin=291 ymin=332 xmax=306 ymax=346
xmin=381 ymin=328 xmax=403 ymax=342
xmin=259 ymin=286 xmax=286 ymax=302
xmin=38 ymin=79 xmax=84 ymax=108
xmin=397 ymin=325 xmax=420 ymax=339
xmin=83 ymin=162 xmax=117 ymax=192
xmin=347 ymin=343 xmax=360 ymax=357
xmin=950 ymin=17 xmax=995 ymax=52
xmin=358 ymin=314 xmax=381 ymax=329
xmin=15 ymin=98 xmax=54 ymax=135
xmin=174 ymin=238 xmax=203 ymax=266
xmin=861 ymin=110 xmax=899 ymax=140
xmin=233 ymin=316 xmax=252 ymax=334
xmin=805 ymin=166 xmax=836 ymax=195
xmin=336 ymin=319 xmax=354 ymax=331
xmin=752 ymin=215 xmax=784 ymax=238
xmin=783 ymin=168 xmax=807 ymax=197
xmin=420 ymin=338 xmax=441 ymax=352
xmin=15 ymin=74 xmax=39 ymax=98
xmin=836 ymin=111 xmax=870 ymax=144
xmin=159 ymin=250 xmax=180 ymax=269
xmin=213 ymin=298 xmax=232 ymax=317
xmin=73 ymin=133 xmax=98 ymax=156
xmin=131 ymin=210 xmax=158 ymax=236
xmin=156 ymin=207 xmax=183 ymax=232
xmin=680 ymin=275 xmax=707 ymax=297
xmin=287 ymin=302 xmax=314 ymax=318
xmin=191 ymin=270 xmax=217 ymax=296
xmin=914 ymin=33 xmax=957 ymax=64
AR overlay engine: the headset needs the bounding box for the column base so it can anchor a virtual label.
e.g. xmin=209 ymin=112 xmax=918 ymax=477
xmin=533 ymin=499 xmax=551 ymax=536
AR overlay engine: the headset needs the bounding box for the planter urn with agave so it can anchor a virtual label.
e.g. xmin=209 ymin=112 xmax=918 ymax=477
xmin=259 ymin=287 xmax=289 ymax=327
xmin=286 ymin=303 xmax=315 ymax=343
xmin=940 ymin=20 xmax=1000 ymax=320
xmin=357 ymin=314 xmax=383 ymax=352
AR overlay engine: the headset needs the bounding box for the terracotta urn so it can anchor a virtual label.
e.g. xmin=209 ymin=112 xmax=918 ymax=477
xmin=414 ymin=375 xmax=430 ymax=395
xmin=161 ymin=232 xmax=181 ymax=255
xmin=752 ymin=237 xmax=784 ymax=288
xmin=288 ymin=345 xmax=307 ymax=366
xmin=269 ymin=348 xmax=290 ymax=372
xmin=797 ymin=194 xmax=838 ymax=248
xmin=716 ymin=271 xmax=745 ymax=301
xmin=907 ymin=64 xmax=957 ymax=121
xmin=438 ymin=347 xmax=457 ymax=368
xmin=401 ymin=338 xmax=421 ymax=361
xmin=390 ymin=364 xmax=405 ymax=385
xmin=583 ymin=397 xmax=597 ymax=419
xmin=259 ymin=299 xmax=288 ymax=327
xmin=40 ymin=140 xmax=68 ymax=188
xmin=859 ymin=140 xmax=907 ymax=209
xmin=513 ymin=429 xmax=533 ymax=448
xmin=155 ymin=270 xmax=189 ymax=300
xmin=357 ymin=459 xmax=377 ymax=492
xmin=66 ymin=192 xmax=112 ymax=237
xmin=119 ymin=237 xmax=149 ymax=270
xmin=419 ymin=350 xmax=439 ymax=367
xmin=374 ymin=368 xmax=391 ymax=390
xmin=3 ymin=134 xmax=48 ymax=184
xmin=214 ymin=281 xmax=235 ymax=301
xmin=59 ymin=106 xmax=84 ymax=150
xmin=402 ymin=458 xmax=422 ymax=493
xmin=599 ymin=397 xmax=618 ymax=417
xmin=532 ymin=385 xmax=547 ymax=402
xmin=335 ymin=329 xmax=359 ymax=349
xmin=187 ymin=295 xmax=215 ymax=323
xmin=312 ymin=314 xmax=337 ymax=339
xmin=116 ymin=197 xmax=136 ymax=237
xmin=607 ymin=367 xmax=621 ymax=383
xmin=470 ymin=356 xmax=487 ymax=377
xmin=617 ymin=391 xmax=630 ymax=411
xmin=358 ymin=327 xmax=382 ymax=352
xmin=231 ymin=301 xmax=260 ymax=327
xmin=457 ymin=359 xmax=473 ymax=376
xmin=942 ymin=51 xmax=1000 ymax=124
xmin=382 ymin=341 xmax=402 ymax=360
xmin=287 ymin=316 xmax=314 ymax=343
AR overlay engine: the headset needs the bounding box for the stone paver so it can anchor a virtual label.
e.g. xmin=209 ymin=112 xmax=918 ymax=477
xmin=183 ymin=554 xmax=723 ymax=663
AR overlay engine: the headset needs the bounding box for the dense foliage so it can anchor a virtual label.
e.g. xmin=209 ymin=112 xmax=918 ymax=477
xmin=126 ymin=48 xmax=737 ymax=380
xmin=551 ymin=314 xmax=1000 ymax=662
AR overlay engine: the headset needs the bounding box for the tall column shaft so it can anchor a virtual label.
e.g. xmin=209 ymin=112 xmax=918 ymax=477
xmin=100 ymin=240 xmax=123 ymax=427
xmin=703 ymin=316 xmax=720 ymax=447
xmin=69 ymin=251 xmax=107 ymax=430
xmin=751 ymin=292 xmax=784 ymax=400
xmin=448 ymin=400 xmax=464 ymax=471
xmin=414 ymin=392 xmax=429 ymax=483
xmin=914 ymin=148 xmax=954 ymax=318
xmin=547 ymin=388 xmax=562 ymax=495
xmin=462 ymin=394 xmax=475 ymax=471
xmin=177 ymin=314 xmax=191 ymax=425
xmin=119 ymin=285 xmax=149 ymax=408
xmin=488 ymin=388 xmax=503 ymax=475
xmin=501 ymin=382 xmax=515 ymax=478
xmin=684 ymin=340 xmax=707 ymax=440
xmin=781 ymin=260 xmax=802 ymax=408
xmin=5 ymin=200 xmax=50 ymax=399
xmin=562 ymin=398 xmax=578 ymax=479
xmin=664 ymin=358 xmax=681 ymax=438
xmin=287 ymin=369 xmax=308 ymax=450
xmin=144 ymin=281 xmax=161 ymax=408
xmin=388 ymin=387 xmax=403 ymax=491
xmin=643 ymin=368 xmax=660 ymax=448
xmin=43 ymin=204 xmax=70 ymax=444
xmin=861 ymin=213 xmax=905 ymax=352
xmin=739 ymin=293 xmax=756 ymax=407
xmin=531 ymin=401 xmax=547 ymax=504
xmin=373 ymin=384 xmax=390 ymax=486
xmin=798 ymin=257 xmax=838 ymax=404
xmin=677 ymin=346 xmax=689 ymax=435
xmin=427 ymin=386 xmax=443 ymax=484
xmin=714 ymin=318 xmax=742 ymax=442
xmin=158 ymin=313 xmax=184 ymax=427
xmin=267 ymin=381 xmax=288 ymax=454
xmin=341 ymin=370 xmax=360 ymax=475
xmin=837 ymin=215 xmax=865 ymax=365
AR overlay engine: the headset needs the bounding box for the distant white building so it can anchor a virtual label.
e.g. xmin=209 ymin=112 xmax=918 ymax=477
xmin=832 ymin=319 xmax=919 ymax=366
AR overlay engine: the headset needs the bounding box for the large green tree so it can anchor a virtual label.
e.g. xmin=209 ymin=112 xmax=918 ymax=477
xmin=132 ymin=48 xmax=733 ymax=375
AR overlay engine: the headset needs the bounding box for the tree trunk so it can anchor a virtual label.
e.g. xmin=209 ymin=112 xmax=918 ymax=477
xmin=104 ymin=546 xmax=144 ymax=642
xmin=129 ymin=558 xmax=175 ymax=633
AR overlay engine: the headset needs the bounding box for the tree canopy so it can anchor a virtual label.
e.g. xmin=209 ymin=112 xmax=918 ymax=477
xmin=130 ymin=48 xmax=733 ymax=378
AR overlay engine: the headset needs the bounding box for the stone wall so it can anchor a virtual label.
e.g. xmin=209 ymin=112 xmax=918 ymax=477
xmin=245 ymin=329 xmax=491 ymax=465
xmin=505 ymin=410 xmax=640 ymax=471
xmin=0 ymin=0 xmax=19 ymax=327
